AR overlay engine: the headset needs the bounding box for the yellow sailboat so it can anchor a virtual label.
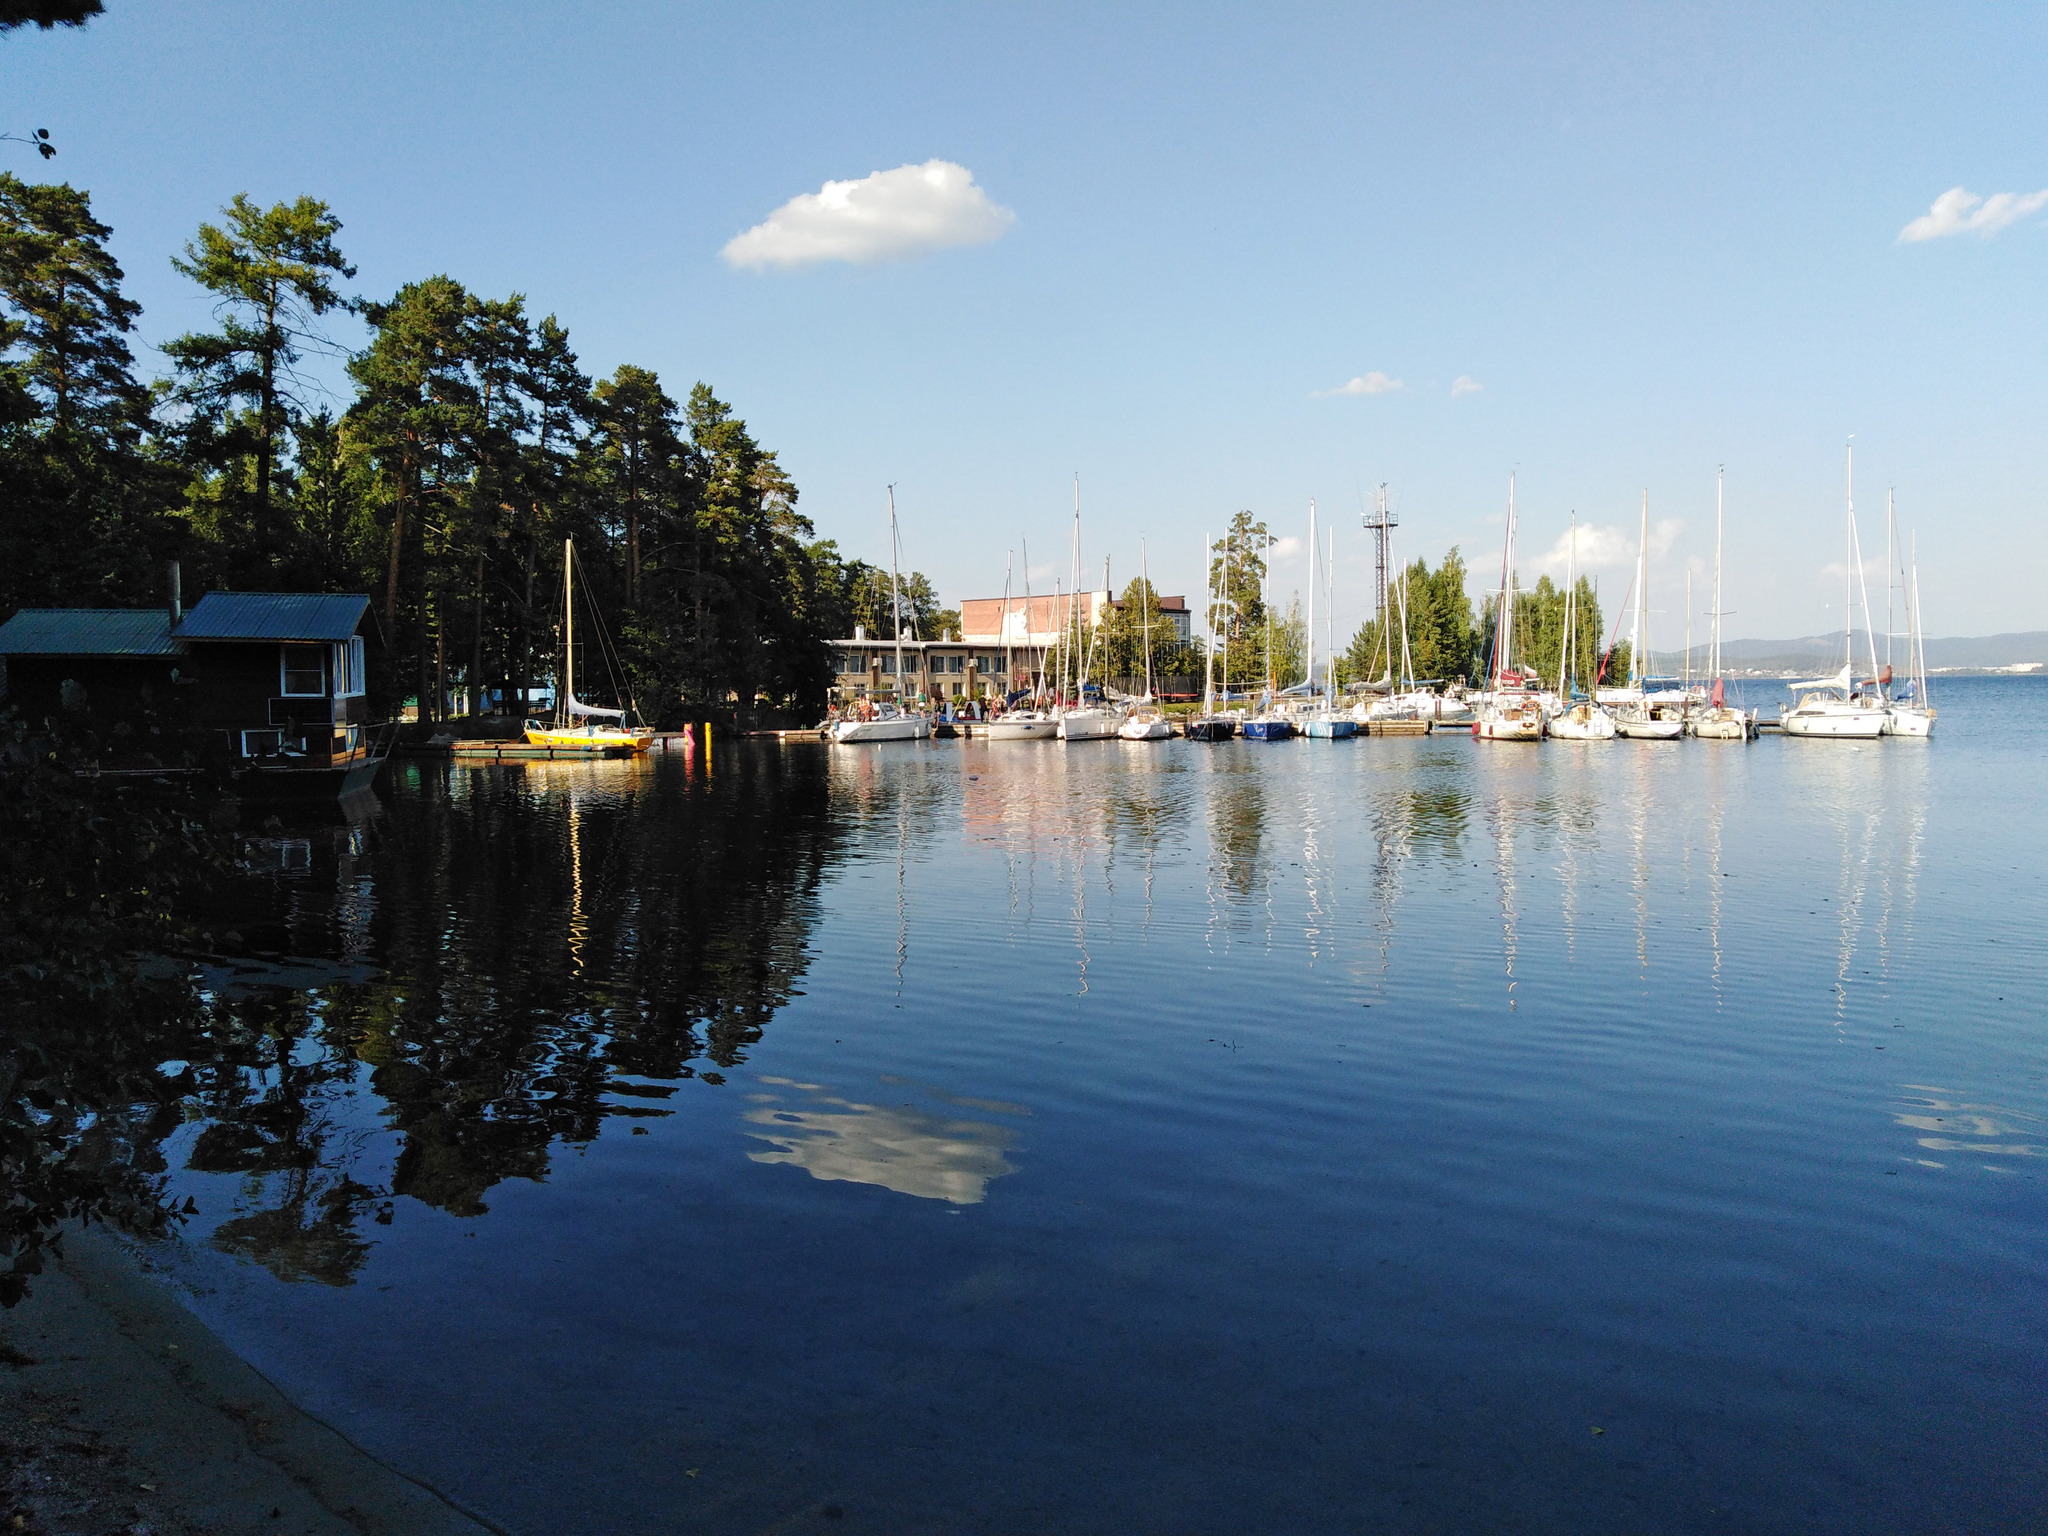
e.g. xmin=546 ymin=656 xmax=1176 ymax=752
xmin=526 ymin=537 xmax=654 ymax=754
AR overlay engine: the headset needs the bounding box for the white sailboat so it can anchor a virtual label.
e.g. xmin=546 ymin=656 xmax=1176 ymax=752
xmin=1549 ymin=516 xmax=1616 ymax=740
xmin=985 ymin=548 xmax=1056 ymax=739
xmin=1881 ymin=501 xmax=1936 ymax=738
xmin=1691 ymin=468 xmax=1751 ymax=740
xmin=1614 ymin=490 xmax=1683 ymax=740
xmin=1784 ymin=445 xmax=1888 ymax=740
xmin=1120 ymin=539 xmax=1172 ymax=740
xmin=833 ymin=487 xmax=932 ymax=744
xmin=1474 ymin=474 xmax=1545 ymax=741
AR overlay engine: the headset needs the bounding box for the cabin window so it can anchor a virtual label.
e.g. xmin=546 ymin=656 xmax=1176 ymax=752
xmin=333 ymin=636 xmax=366 ymax=696
xmin=241 ymin=728 xmax=284 ymax=757
xmin=281 ymin=644 xmax=326 ymax=696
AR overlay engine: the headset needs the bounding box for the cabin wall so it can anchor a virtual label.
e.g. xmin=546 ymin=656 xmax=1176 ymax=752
xmin=0 ymin=656 xmax=182 ymax=729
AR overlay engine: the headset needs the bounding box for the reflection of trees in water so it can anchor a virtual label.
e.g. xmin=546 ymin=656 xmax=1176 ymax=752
xmin=174 ymin=747 xmax=843 ymax=1282
xmin=184 ymin=992 xmax=382 ymax=1285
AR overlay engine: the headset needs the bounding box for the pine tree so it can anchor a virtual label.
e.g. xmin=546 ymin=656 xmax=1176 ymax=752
xmin=0 ymin=173 xmax=146 ymax=440
xmin=163 ymin=194 xmax=355 ymax=577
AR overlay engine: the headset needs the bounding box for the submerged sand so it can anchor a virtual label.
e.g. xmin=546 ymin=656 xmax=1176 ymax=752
xmin=0 ymin=1223 xmax=496 ymax=1536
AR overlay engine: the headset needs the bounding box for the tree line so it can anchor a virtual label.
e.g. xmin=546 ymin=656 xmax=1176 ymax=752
xmin=0 ymin=175 xmax=919 ymax=724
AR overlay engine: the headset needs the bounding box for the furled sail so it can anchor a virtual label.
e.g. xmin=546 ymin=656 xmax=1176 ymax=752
xmin=564 ymin=693 xmax=625 ymax=720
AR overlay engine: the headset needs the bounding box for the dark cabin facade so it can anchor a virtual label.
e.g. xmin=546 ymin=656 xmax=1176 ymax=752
xmin=0 ymin=588 xmax=382 ymax=798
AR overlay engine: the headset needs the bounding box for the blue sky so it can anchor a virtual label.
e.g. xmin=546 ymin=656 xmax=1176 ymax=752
xmin=8 ymin=2 xmax=2044 ymax=645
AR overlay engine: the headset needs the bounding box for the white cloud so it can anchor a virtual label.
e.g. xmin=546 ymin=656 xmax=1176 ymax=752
xmin=1898 ymin=186 xmax=2048 ymax=243
xmin=1314 ymin=371 xmax=1404 ymax=398
xmin=1534 ymin=518 xmax=1682 ymax=576
xmin=722 ymin=160 xmax=1015 ymax=271
xmin=1269 ymin=535 xmax=1304 ymax=563
xmin=1450 ymin=375 xmax=1484 ymax=397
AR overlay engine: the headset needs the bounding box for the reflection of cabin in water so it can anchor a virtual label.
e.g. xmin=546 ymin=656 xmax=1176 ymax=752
xmin=0 ymin=578 xmax=382 ymax=798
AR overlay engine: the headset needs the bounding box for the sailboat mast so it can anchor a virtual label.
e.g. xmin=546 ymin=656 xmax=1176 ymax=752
xmin=1306 ymin=500 xmax=1317 ymax=692
xmin=1002 ymin=551 xmax=1014 ymax=702
xmin=1326 ymin=525 xmax=1337 ymax=706
xmin=1559 ymin=516 xmax=1575 ymax=694
xmin=1843 ymin=442 xmax=1854 ymax=673
xmin=1499 ymin=473 xmax=1518 ymax=688
xmin=562 ymin=536 xmax=574 ymax=725
xmin=1885 ymin=487 xmax=1896 ymax=676
xmin=1021 ymin=538 xmax=1036 ymax=700
xmin=1634 ymin=490 xmax=1647 ymax=690
xmin=1253 ymin=528 xmax=1269 ymax=700
xmin=1911 ymin=531 xmax=1929 ymax=703
xmin=1203 ymin=534 xmax=1214 ymax=712
xmin=887 ymin=485 xmax=904 ymax=703
xmin=1713 ymin=467 xmax=1724 ymax=687
xmin=1140 ymin=539 xmax=1154 ymax=700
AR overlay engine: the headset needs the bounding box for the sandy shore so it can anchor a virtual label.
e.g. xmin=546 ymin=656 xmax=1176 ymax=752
xmin=0 ymin=1223 xmax=499 ymax=1536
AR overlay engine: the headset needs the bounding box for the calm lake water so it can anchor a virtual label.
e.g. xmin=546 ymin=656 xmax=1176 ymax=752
xmin=150 ymin=679 xmax=2045 ymax=1535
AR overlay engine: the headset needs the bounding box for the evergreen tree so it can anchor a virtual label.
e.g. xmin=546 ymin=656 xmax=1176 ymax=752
xmin=0 ymin=173 xmax=146 ymax=439
xmin=162 ymin=194 xmax=355 ymax=580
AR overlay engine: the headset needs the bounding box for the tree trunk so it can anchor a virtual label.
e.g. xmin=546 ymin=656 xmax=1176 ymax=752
xmin=470 ymin=547 xmax=485 ymax=718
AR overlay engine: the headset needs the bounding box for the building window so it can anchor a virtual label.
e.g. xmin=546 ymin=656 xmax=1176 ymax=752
xmin=281 ymin=644 xmax=326 ymax=696
xmin=240 ymin=728 xmax=284 ymax=757
xmin=332 ymin=636 xmax=366 ymax=696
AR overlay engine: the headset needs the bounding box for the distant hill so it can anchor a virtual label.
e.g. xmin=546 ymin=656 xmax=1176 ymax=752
xmin=1685 ymin=633 xmax=2048 ymax=676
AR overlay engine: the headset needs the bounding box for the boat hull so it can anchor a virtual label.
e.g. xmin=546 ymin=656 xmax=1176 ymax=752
xmin=1118 ymin=717 xmax=1172 ymax=741
xmin=1615 ymin=715 xmax=1683 ymax=740
xmin=1184 ymin=717 xmax=1236 ymax=741
xmin=1781 ymin=707 xmax=1885 ymax=739
xmin=1549 ymin=707 xmax=1616 ymax=740
xmin=1474 ymin=703 xmax=1543 ymax=741
xmin=1882 ymin=706 xmax=1935 ymax=738
xmin=983 ymin=716 xmax=1057 ymax=740
xmin=525 ymin=727 xmax=654 ymax=753
xmin=1301 ymin=717 xmax=1358 ymax=739
xmin=832 ymin=715 xmax=930 ymax=743
xmin=1057 ymin=709 xmax=1121 ymax=741
xmin=1240 ymin=719 xmax=1296 ymax=741
xmin=1689 ymin=708 xmax=1750 ymax=740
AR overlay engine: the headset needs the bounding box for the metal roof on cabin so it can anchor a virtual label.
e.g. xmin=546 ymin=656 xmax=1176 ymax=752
xmin=174 ymin=592 xmax=370 ymax=642
xmin=0 ymin=608 xmax=179 ymax=656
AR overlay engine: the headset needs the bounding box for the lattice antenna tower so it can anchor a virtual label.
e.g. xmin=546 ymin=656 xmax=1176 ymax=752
xmin=1362 ymin=484 xmax=1399 ymax=623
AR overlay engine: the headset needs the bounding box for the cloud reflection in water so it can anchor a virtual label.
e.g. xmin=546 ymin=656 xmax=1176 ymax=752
xmin=744 ymin=1076 xmax=1022 ymax=1204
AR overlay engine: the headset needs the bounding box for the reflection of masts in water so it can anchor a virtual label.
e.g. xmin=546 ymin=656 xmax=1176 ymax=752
xmin=1301 ymin=777 xmax=1329 ymax=965
xmin=1628 ymin=753 xmax=1650 ymax=980
xmin=894 ymin=790 xmax=909 ymax=994
xmin=1705 ymin=779 xmax=1726 ymax=1009
xmin=568 ymin=792 xmax=587 ymax=977
xmin=1831 ymin=795 xmax=1883 ymax=1033
xmin=1494 ymin=794 xmax=1519 ymax=1007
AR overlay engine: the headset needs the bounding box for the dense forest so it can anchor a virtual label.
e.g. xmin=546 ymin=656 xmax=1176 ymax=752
xmin=0 ymin=175 xmax=937 ymax=724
